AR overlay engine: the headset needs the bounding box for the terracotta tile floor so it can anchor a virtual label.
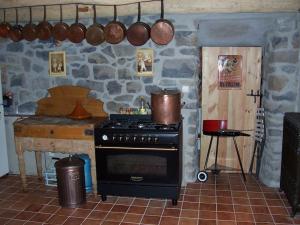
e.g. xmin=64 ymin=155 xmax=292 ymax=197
xmin=0 ymin=173 xmax=300 ymax=225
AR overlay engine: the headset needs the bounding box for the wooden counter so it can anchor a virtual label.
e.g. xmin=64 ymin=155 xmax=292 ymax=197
xmin=14 ymin=116 xmax=107 ymax=196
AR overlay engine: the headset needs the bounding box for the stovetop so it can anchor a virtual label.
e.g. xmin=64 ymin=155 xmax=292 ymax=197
xmin=95 ymin=114 xmax=181 ymax=147
xmin=100 ymin=114 xmax=180 ymax=132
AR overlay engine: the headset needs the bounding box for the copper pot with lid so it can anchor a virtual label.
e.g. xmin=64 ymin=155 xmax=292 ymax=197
xmin=151 ymin=89 xmax=182 ymax=125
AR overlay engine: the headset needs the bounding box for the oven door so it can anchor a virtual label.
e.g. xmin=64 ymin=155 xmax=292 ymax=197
xmin=95 ymin=146 xmax=179 ymax=185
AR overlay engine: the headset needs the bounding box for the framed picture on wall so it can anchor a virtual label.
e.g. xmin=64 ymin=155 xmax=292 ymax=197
xmin=49 ymin=51 xmax=66 ymax=76
xmin=136 ymin=48 xmax=153 ymax=76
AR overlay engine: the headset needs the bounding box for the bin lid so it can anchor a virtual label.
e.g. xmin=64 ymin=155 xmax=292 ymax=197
xmin=55 ymin=156 xmax=84 ymax=169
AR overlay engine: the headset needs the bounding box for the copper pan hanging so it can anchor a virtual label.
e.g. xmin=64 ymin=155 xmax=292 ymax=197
xmin=104 ymin=5 xmax=126 ymax=44
xmin=86 ymin=4 xmax=105 ymax=46
xmin=68 ymin=4 xmax=86 ymax=43
xmin=127 ymin=2 xmax=150 ymax=46
xmin=0 ymin=9 xmax=12 ymax=38
xmin=36 ymin=5 xmax=53 ymax=40
xmin=150 ymin=0 xmax=174 ymax=45
xmin=22 ymin=7 xmax=37 ymax=41
xmin=8 ymin=8 xmax=23 ymax=42
xmin=52 ymin=5 xmax=69 ymax=41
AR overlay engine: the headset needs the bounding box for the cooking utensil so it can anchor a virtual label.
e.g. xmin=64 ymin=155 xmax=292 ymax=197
xmin=86 ymin=5 xmax=105 ymax=46
xmin=104 ymin=5 xmax=126 ymax=44
xmin=68 ymin=4 xmax=86 ymax=43
xmin=8 ymin=8 xmax=23 ymax=42
xmin=150 ymin=0 xmax=174 ymax=45
xmin=203 ymin=120 xmax=228 ymax=133
xmin=22 ymin=7 xmax=37 ymax=41
xmin=0 ymin=9 xmax=12 ymax=38
xmin=52 ymin=5 xmax=69 ymax=41
xmin=36 ymin=5 xmax=53 ymax=40
xmin=127 ymin=2 xmax=150 ymax=46
xmin=151 ymin=89 xmax=182 ymax=124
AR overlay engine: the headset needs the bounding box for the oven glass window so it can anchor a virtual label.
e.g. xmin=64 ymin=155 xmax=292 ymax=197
xmin=107 ymin=154 xmax=167 ymax=176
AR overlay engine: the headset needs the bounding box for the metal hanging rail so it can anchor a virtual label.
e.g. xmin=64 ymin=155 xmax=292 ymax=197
xmin=0 ymin=0 xmax=161 ymax=10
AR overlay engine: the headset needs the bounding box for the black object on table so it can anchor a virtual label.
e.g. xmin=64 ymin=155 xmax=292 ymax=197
xmin=200 ymin=129 xmax=250 ymax=182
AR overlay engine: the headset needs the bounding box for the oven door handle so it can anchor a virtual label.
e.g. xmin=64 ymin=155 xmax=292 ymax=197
xmin=95 ymin=146 xmax=178 ymax=151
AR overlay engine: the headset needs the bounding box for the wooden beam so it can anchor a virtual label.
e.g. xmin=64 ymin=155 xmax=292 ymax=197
xmin=0 ymin=0 xmax=299 ymax=23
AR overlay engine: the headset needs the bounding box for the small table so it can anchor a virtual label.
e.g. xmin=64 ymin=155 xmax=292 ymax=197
xmin=14 ymin=116 xmax=107 ymax=196
xmin=203 ymin=129 xmax=250 ymax=181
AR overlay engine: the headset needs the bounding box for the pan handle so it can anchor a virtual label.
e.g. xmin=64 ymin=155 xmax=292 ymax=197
xmin=160 ymin=0 xmax=164 ymax=19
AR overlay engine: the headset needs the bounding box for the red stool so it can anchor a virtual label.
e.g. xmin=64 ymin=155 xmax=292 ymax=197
xmin=198 ymin=120 xmax=249 ymax=182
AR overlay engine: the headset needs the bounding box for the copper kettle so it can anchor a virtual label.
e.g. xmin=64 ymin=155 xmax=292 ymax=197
xmin=151 ymin=89 xmax=182 ymax=125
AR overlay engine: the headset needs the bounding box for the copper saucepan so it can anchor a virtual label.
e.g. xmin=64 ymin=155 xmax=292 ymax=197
xmin=151 ymin=89 xmax=182 ymax=125
xmin=52 ymin=5 xmax=69 ymax=41
xmin=104 ymin=5 xmax=126 ymax=44
xmin=22 ymin=7 xmax=37 ymax=41
xmin=127 ymin=2 xmax=150 ymax=46
xmin=8 ymin=8 xmax=23 ymax=42
xmin=68 ymin=4 xmax=86 ymax=43
xmin=36 ymin=5 xmax=53 ymax=40
xmin=150 ymin=0 xmax=174 ymax=45
xmin=86 ymin=4 xmax=105 ymax=46
xmin=0 ymin=9 xmax=12 ymax=38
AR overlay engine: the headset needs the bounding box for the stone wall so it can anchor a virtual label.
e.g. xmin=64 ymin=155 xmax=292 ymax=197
xmin=0 ymin=14 xmax=200 ymax=185
xmin=260 ymin=15 xmax=300 ymax=187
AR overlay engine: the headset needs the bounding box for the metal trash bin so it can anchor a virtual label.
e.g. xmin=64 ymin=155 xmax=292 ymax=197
xmin=55 ymin=156 xmax=86 ymax=208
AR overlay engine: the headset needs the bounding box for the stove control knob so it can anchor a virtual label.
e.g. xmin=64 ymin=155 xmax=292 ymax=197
xmin=119 ymin=136 xmax=123 ymax=141
xmin=102 ymin=134 xmax=108 ymax=141
xmin=125 ymin=136 xmax=130 ymax=142
xmin=133 ymin=136 xmax=137 ymax=142
xmin=112 ymin=136 xmax=116 ymax=141
xmin=140 ymin=136 xmax=145 ymax=142
xmin=154 ymin=137 xmax=159 ymax=143
xmin=147 ymin=137 xmax=152 ymax=142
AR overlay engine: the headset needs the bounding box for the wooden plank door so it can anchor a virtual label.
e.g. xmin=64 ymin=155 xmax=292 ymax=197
xmin=200 ymin=47 xmax=262 ymax=172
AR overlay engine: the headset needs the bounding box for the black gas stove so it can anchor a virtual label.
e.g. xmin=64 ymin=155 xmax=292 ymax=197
xmin=94 ymin=114 xmax=182 ymax=205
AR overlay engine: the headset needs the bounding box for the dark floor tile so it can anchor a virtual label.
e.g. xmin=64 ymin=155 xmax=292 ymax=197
xmin=198 ymin=219 xmax=217 ymax=225
xmin=0 ymin=209 xmax=21 ymax=218
xmin=105 ymin=212 xmax=125 ymax=222
xmin=87 ymin=210 xmax=108 ymax=220
xmin=141 ymin=215 xmax=161 ymax=224
xmin=217 ymin=211 xmax=235 ymax=221
xmin=94 ymin=203 xmax=113 ymax=211
xmin=235 ymin=212 xmax=255 ymax=222
xmin=71 ymin=208 xmax=91 ymax=218
xmin=14 ymin=211 xmax=35 ymax=221
xmin=181 ymin=209 xmax=198 ymax=218
xmin=110 ymin=204 xmax=129 ymax=213
xmin=145 ymin=207 xmax=163 ymax=216
xmin=159 ymin=216 xmax=179 ymax=225
xmin=6 ymin=219 xmax=26 ymax=225
xmin=122 ymin=213 xmax=143 ymax=223
xmin=81 ymin=218 xmax=102 ymax=225
xmin=62 ymin=217 xmax=85 ymax=225
xmin=253 ymin=213 xmax=274 ymax=223
xmin=46 ymin=214 xmax=68 ymax=224
xmin=29 ymin=213 xmax=51 ymax=223
xmin=178 ymin=217 xmax=198 ymax=225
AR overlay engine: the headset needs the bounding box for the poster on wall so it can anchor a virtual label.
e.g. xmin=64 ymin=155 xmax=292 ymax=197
xmin=48 ymin=51 xmax=66 ymax=76
xmin=218 ymin=55 xmax=242 ymax=89
xmin=136 ymin=48 xmax=153 ymax=76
